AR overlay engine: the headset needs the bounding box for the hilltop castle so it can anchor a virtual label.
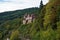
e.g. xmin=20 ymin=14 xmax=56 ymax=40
xmin=23 ymin=13 xmax=35 ymax=24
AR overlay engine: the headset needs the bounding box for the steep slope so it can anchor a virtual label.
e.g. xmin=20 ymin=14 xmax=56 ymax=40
xmin=0 ymin=0 xmax=60 ymax=40
xmin=38 ymin=0 xmax=60 ymax=40
xmin=44 ymin=0 xmax=60 ymax=29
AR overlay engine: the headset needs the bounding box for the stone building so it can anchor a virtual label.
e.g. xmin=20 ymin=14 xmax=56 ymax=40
xmin=23 ymin=14 xmax=35 ymax=24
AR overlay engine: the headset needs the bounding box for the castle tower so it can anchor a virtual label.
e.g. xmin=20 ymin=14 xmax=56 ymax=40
xmin=23 ymin=14 xmax=35 ymax=24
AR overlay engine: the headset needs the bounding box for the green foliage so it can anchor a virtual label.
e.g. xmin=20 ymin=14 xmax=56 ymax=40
xmin=57 ymin=21 xmax=60 ymax=40
xmin=43 ymin=0 xmax=60 ymax=30
xmin=40 ymin=29 xmax=57 ymax=40
xmin=0 ymin=32 xmax=2 ymax=39
xmin=0 ymin=0 xmax=60 ymax=40
xmin=10 ymin=30 xmax=19 ymax=40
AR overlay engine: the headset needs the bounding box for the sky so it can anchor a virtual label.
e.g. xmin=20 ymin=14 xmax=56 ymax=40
xmin=0 ymin=0 xmax=49 ymax=12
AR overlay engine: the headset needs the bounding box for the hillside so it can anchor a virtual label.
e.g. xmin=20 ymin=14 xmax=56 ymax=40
xmin=0 ymin=7 xmax=38 ymax=24
xmin=0 ymin=0 xmax=60 ymax=40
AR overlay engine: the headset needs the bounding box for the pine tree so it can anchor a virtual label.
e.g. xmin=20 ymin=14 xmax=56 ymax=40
xmin=37 ymin=0 xmax=44 ymax=15
xmin=38 ymin=0 xmax=45 ymax=30
xmin=39 ymin=0 xmax=43 ymax=9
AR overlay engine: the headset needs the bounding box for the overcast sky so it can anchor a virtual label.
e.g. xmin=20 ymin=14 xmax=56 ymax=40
xmin=0 ymin=0 xmax=49 ymax=12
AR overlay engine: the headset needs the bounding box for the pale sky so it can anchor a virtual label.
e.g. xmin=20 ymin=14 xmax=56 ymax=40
xmin=0 ymin=0 xmax=49 ymax=12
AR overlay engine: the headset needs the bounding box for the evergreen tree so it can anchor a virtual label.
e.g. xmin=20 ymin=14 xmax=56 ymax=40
xmin=38 ymin=0 xmax=45 ymax=30
xmin=38 ymin=0 xmax=44 ymax=14
xmin=39 ymin=0 xmax=43 ymax=9
xmin=39 ymin=6 xmax=46 ymax=30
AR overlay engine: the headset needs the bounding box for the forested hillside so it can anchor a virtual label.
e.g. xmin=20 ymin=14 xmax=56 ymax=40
xmin=0 ymin=0 xmax=60 ymax=40
xmin=0 ymin=7 xmax=38 ymax=24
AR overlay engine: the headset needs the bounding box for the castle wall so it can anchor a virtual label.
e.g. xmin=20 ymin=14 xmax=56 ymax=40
xmin=23 ymin=20 xmax=26 ymax=24
xmin=23 ymin=14 xmax=35 ymax=24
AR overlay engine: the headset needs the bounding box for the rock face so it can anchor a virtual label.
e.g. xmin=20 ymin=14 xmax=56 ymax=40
xmin=23 ymin=14 xmax=35 ymax=24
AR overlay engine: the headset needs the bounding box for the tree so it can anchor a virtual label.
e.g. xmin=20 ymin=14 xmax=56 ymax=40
xmin=10 ymin=30 xmax=19 ymax=40
xmin=39 ymin=0 xmax=43 ymax=9
xmin=38 ymin=0 xmax=44 ymax=14
xmin=43 ymin=0 xmax=60 ymax=30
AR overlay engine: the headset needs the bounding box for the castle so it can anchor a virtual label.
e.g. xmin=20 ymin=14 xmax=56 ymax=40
xmin=23 ymin=13 xmax=35 ymax=24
